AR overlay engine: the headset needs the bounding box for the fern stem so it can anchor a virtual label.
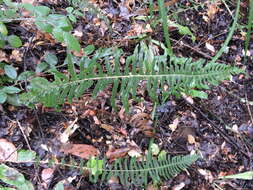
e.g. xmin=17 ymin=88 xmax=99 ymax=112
xmin=210 ymin=0 xmax=240 ymax=63
xmin=158 ymin=0 xmax=173 ymax=56
xmin=244 ymin=0 xmax=253 ymax=63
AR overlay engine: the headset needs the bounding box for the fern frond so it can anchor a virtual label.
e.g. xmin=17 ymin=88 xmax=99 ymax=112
xmin=88 ymin=154 xmax=200 ymax=187
xmin=20 ymin=43 xmax=243 ymax=110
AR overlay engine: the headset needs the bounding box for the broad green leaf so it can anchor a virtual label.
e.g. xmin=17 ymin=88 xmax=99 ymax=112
xmin=17 ymin=71 xmax=35 ymax=81
xmin=54 ymin=182 xmax=64 ymax=190
xmin=47 ymin=14 xmax=72 ymax=31
xmin=35 ymin=17 xmax=53 ymax=33
xmin=52 ymin=27 xmax=64 ymax=42
xmin=44 ymin=52 xmax=58 ymax=66
xmin=6 ymin=94 xmax=20 ymax=106
xmin=63 ymin=32 xmax=81 ymax=52
xmin=0 ymin=37 xmax=5 ymax=48
xmin=84 ymin=45 xmax=95 ymax=55
xmin=8 ymin=35 xmax=22 ymax=48
xmin=220 ymin=171 xmax=253 ymax=180
xmin=34 ymin=6 xmax=50 ymax=17
xmin=0 ymin=91 xmax=7 ymax=103
xmin=4 ymin=64 xmax=17 ymax=79
xmin=30 ymin=77 xmax=51 ymax=90
xmin=0 ymin=164 xmax=34 ymax=190
xmin=2 ymin=86 xmax=20 ymax=94
xmin=68 ymin=14 xmax=76 ymax=23
xmin=36 ymin=62 xmax=49 ymax=73
xmin=22 ymin=3 xmax=34 ymax=13
xmin=0 ymin=22 xmax=8 ymax=36
xmin=17 ymin=150 xmax=36 ymax=162
xmin=66 ymin=7 xmax=74 ymax=13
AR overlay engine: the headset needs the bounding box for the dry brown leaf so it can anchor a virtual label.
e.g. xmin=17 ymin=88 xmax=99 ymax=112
xmin=0 ymin=50 xmax=8 ymax=62
xmin=10 ymin=50 xmax=22 ymax=62
xmin=169 ymin=118 xmax=179 ymax=132
xmin=100 ymin=123 xmax=115 ymax=133
xmin=0 ymin=139 xmax=17 ymax=162
xmin=187 ymin=134 xmax=196 ymax=144
xmin=60 ymin=143 xmax=100 ymax=159
xmin=206 ymin=1 xmax=220 ymax=20
xmin=106 ymin=146 xmax=130 ymax=160
xmin=41 ymin=168 xmax=54 ymax=188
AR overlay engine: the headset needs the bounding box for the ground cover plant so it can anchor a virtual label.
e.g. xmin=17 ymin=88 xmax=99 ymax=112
xmin=0 ymin=0 xmax=252 ymax=189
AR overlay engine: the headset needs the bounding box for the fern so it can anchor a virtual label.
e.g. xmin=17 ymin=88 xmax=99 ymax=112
xmin=87 ymin=153 xmax=200 ymax=187
xmin=20 ymin=42 xmax=243 ymax=111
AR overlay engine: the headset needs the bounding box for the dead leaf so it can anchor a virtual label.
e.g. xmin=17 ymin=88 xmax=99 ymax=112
xmin=60 ymin=143 xmax=100 ymax=159
xmin=169 ymin=118 xmax=179 ymax=132
xmin=0 ymin=139 xmax=17 ymax=162
xmin=100 ymin=124 xmax=115 ymax=133
xmin=106 ymin=146 xmax=130 ymax=160
xmin=41 ymin=168 xmax=54 ymax=188
xmin=60 ymin=118 xmax=79 ymax=143
xmin=187 ymin=134 xmax=196 ymax=144
xmin=205 ymin=42 xmax=215 ymax=53
xmin=10 ymin=50 xmax=22 ymax=62
xmin=207 ymin=1 xmax=220 ymax=20
xmin=0 ymin=50 xmax=8 ymax=62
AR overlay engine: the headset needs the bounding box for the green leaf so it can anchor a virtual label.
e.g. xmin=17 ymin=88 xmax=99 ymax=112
xmin=17 ymin=71 xmax=35 ymax=81
xmin=2 ymin=86 xmax=20 ymax=94
xmin=84 ymin=45 xmax=95 ymax=55
xmin=52 ymin=27 xmax=64 ymax=42
xmin=0 ymin=37 xmax=5 ymax=48
xmin=35 ymin=17 xmax=53 ymax=33
xmin=151 ymin=143 xmax=160 ymax=156
xmin=0 ymin=164 xmax=34 ymax=190
xmin=0 ymin=91 xmax=7 ymax=104
xmin=188 ymin=89 xmax=208 ymax=99
xmin=8 ymin=35 xmax=22 ymax=48
xmin=47 ymin=14 xmax=72 ymax=31
xmin=54 ymin=182 xmax=64 ymax=190
xmin=17 ymin=150 xmax=36 ymax=162
xmin=44 ymin=53 xmax=58 ymax=66
xmin=4 ymin=64 xmax=17 ymax=79
xmin=63 ymin=32 xmax=81 ymax=52
xmin=0 ymin=22 xmax=8 ymax=36
xmin=6 ymin=94 xmax=20 ymax=106
xmin=68 ymin=14 xmax=76 ymax=23
xmin=66 ymin=7 xmax=74 ymax=13
xmin=36 ymin=62 xmax=49 ymax=73
xmin=220 ymin=171 xmax=253 ymax=180
xmin=34 ymin=6 xmax=50 ymax=17
xmin=22 ymin=3 xmax=34 ymax=13
xmin=86 ymin=157 xmax=103 ymax=176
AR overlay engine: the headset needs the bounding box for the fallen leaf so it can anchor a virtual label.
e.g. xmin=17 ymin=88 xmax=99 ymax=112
xmin=205 ymin=42 xmax=215 ymax=53
xmin=207 ymin=1 xmax=220 ymax=20
xmin=41 ymin=168 xmax=54 ymax=188
xmin=0 ymin=139 xmax=18 ymax=162
xmin=169 ymin=118 xmax=179 ymax=132
xmin=100 ymin=123 xmax=115 ymax=133
xmin=187 ymin=134 xmax=196 ymax=144
xmin=60 ymin=143 xmax=100 ymax=159
xmin=106 ymin=146 xmax=130 ymax=160
xmin=59 ymin=118 xmax=79 ymax=143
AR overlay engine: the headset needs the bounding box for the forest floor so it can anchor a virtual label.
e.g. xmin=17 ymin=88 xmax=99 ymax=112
xmin=0 ymin=0 xmax=253 ymax=189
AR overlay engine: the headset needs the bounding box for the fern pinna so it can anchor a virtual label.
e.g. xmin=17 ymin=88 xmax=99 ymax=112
xmin=86 ymin=153 xmax=200 ymax=187
xmin=20 ymin=42 xmax=243 ymax=110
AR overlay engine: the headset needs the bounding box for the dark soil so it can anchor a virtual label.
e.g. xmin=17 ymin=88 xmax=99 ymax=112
xmin=0 ymin=0 xmax=253 ymax=189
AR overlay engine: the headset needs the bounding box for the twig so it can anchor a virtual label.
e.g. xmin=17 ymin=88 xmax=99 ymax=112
xmin=16 ymin=121 xmax=32 ymax=151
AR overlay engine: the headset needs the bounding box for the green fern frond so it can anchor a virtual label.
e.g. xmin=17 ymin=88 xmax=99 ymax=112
xmin=20 ymin=43 xmax=243 ymax=110
xmin=88 ymin=154 xmax=200 ymax=187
